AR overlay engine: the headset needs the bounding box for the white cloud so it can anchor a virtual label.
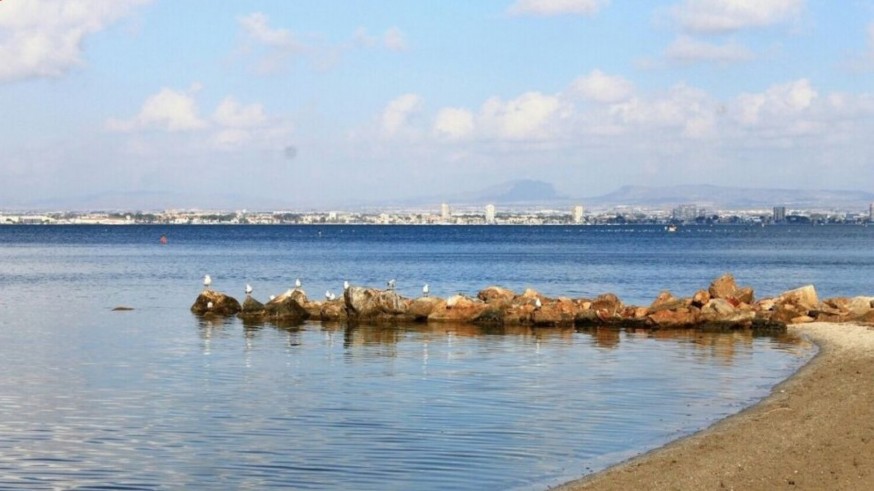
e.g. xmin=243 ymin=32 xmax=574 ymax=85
xmin=734 ymin=78 xmax=816 ymax=126
xmin=433 ymin=108 xmax=475 ymax=140
xmin=672 ymin=0 xmax=803 ymax=33
xmin=479 ymin=92 xmax=563 ymax=140
xmin=383 ymin=27 xmax=408 ymax=51
xmin=665 ymin=36 xmax=754 ymax=63
xmin=0 ymin=0 xmax=151 ymax=82
xmin=609 ymin=85 xmax=717 ymax=138
xmin=381 ymin=94 xmax=423 ymax=136
xmin=569 ymin=69 xmax=634 ymax=103
xmin=508 ymin=0 xmax=610 ymax=16
xmin=213 ymin=97 xmax=267 ymax=128
xmin=238 ymin=14 xmax=408 ymax=74
xmin=107 ymin=87 xmax=290 ymax=149
xmin=107 ymin=86 xmax=206 ymax=132
xmin=239 ymin=12 xmax=300 ymax=50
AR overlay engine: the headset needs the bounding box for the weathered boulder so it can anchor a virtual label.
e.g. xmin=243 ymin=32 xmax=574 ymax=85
xmin=477 ymin=286 xmax=516 ymax=305
xmin=408 ymin=297 xmax=443 ymax=321
xmin=691 ymin=289 xmax=711 ymax=308
xmin=428 ymin=295 xmax=488 ymax=323
xmin=648 ymin=291 xmax=686 ymax=313
xmin=700 ymin=298 xmax=756 ymax=326
xmin=319 ymin=299 xmax=347 ymax=321
xmin=647 ymin=308 xmax=698 ymax=328
xmin=191 ymin=290 xmax=241 ymax=316
xmin=708 ymin=274 xmax=755 ymax=305
xmin=847 ymin=296 xmax=874 ymax=316
xmin=532 ymin=298 xmax=576 ymax=327
xmin=591 ymin=293 xmax=622 ymax=318
xmin=344 ymin=286 xmax=411 ymax=320
xmin=776 ymin=285 xmax=819 ymax=310
xmin=236 ymin=296 xmax=266 ymax=322
xmin=264 ymin=295 xmax=310 ymax=322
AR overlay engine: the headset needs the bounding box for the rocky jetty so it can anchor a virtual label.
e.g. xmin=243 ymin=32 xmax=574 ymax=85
xmin=191 ymin=273 xmax=874 ymax=330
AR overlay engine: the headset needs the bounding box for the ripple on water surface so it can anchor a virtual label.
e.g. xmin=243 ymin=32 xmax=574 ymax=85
xmin=0 ymin=318 xmax=812 ymax=491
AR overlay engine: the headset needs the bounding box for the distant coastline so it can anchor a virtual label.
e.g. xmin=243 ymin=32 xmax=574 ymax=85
xmin=1 ymin=208 xmax=871 ymax=226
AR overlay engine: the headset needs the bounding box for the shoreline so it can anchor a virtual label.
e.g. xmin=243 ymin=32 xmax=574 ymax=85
xmin=554 ymin=322 xmax=874 ymax=490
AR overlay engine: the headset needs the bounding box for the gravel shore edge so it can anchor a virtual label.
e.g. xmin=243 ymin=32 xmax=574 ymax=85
xmin=554 ymin=323 xmax=874 ymax=491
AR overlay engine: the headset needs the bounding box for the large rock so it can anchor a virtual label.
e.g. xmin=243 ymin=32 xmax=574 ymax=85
xmin=428 ymin=295 xmax=488 ymax=323
xmin=709 ymin=274 xmax=739 ymax=300
xmin=408 ymin=297 xmax=443 ymax=321
xmin=776 ymin=285 xmax=819 ymax=310
xmin=238 ymin=296 xmax=266 ymax=320
xmin=591 ymin=293 xmax=622 ymax=318
xmin=708 ymin=274 xmax=755 ymax=305
xmin=319 ymin=299 xmax=347 ymax=321
xmin=648 ymin=291 xmax=686 ymax=313
xmin=847 ymin=296 xmax=874 ymax=316
xmin=191 ymin=290 xmax=241 ymax=316
xmin=264 ymin=295 xmax=310 ymax=322
xmin=344 ymin=286 xmax=411 ymax=320
xmin=532 ymin=298 xmax=576 ymax=327
xmin=646 ymin=308 xmax=698 ymax=328
xmin=477 ymin=286 xmax=516 ymax=305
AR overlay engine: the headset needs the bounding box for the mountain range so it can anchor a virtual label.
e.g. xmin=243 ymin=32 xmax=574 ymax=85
xmin=5 ymin=180 xmax=873 ymax=212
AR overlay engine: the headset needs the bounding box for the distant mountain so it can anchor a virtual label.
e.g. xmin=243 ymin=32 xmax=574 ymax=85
xmin=9 ymin=182 xmax=873 ymax=212
xmin=468 ymin=179 xmax=564 ymax=203
xmin=584 ymin=185 xmax=874 ymax=210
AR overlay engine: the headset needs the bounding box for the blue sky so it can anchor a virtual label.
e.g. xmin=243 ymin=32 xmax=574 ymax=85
xmin=2 ymin=0 xmax=874 ymax=209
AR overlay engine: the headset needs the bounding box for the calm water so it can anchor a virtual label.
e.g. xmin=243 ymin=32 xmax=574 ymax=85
xmin=3 ymin=223 xmax=868 ymax=490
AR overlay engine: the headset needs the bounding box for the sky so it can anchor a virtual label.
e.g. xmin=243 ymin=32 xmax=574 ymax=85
xmin=2 ymin=0 xmax=874 ymax=209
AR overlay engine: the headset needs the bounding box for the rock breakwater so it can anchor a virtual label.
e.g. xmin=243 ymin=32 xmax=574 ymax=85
xmin=191 ymin=274 xmax=874 ymax=330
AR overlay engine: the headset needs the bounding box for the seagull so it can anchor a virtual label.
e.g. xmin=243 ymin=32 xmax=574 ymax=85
xmin=534 ymin=297 xmax=542 ymax=309
xmin=325 ymin=290 xmax=333 ymax=300
xmin=245 ymin=283 xmax=253 ymax=296
xmin=343 ymin=280 xmax=350 ymax=290
xmin=269 ymin=295 xmax=276 ymax=301
xmin=207 ymin=301 xmax=214 ymax=310
xmin=295 ymin=278 xmax=302 ymax=289
xmin=203 ymin=274 xmax=212 ymax=291
xmin=422 ymin=283 xmax=430 ymax=297
xmin=387 ymin=279 xmax=396 ymax=291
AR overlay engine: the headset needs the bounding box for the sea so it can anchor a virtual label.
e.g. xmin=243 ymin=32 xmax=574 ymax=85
xmin=2 ymin=223 xmax=872 ymax=490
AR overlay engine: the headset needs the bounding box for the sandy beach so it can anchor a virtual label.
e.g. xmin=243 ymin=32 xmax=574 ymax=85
xmin=556 ymin=322 xmax=874 ymax=491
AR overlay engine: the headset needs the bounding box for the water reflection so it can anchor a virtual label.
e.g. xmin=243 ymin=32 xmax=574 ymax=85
xmin=205 ymin=314 xmax=808 ymax=367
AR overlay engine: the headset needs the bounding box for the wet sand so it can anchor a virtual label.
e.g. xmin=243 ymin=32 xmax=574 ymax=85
xmin=556 ymin=323 xmax=874 ymax=491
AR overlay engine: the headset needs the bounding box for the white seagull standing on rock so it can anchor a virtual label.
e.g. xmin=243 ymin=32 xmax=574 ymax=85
xmin=295 ymin=278 xmax=302 ymax=289
xmin=245 ymin=284 xmax=253 ymax=296
xmin=423 ymin=284 xmax=430 ymax=297
xmin=343 ymin=280 xmax=350 ymax=290
xmin=203 ymin=275 xmax=212 ymax=291
xmin=387 ymin=279 xmax=396 ymax=291
xmin=534 ymin=297 xmax=542 ymax=309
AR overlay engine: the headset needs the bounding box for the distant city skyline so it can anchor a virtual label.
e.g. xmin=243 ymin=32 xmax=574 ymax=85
xmin=2 ymin=1 xmax=874 ymax=209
